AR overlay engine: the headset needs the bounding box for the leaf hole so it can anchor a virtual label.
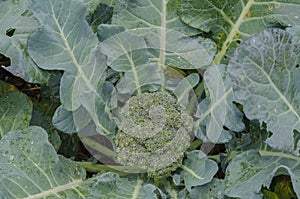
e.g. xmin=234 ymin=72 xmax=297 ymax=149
xmin=6 ymin=28 xmax=15 ymax=37
xmin=296 ymin=64 xmax=299 ymax=68
xmin=236 ymin=40 xmax=242 ymax=45
xmin=0 ymin=54 xmax=11 ymax=66
xmin=216 ymin=33 xmax=224 ymax=39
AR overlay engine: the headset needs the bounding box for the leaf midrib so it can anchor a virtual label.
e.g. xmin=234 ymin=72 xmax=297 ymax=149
xmin=259 ymin=150 xmax=300 ymax=162
xmin=50 ymin=4 xmax=113 ymax=135
xmin=132 ymin=179 xmax=143 ymax=199
xmin=52 ymin=17 xmax=96 ymax=94
xmin=182 ymin=165 xmax=204 ymax=180
xmin=196 ymin=87 xmax=232 ymax=125
xmin=24 ymin=179 xmax=84 ymax=199
xmin=159 ymin=0 xmax=167 ymax=86
xmin=213 ymin=0 xmax=254 ymax=64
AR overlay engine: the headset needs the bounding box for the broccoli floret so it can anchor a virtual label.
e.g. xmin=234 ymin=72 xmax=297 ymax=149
xmin=114 ymin=91 xmax=193 ymax=178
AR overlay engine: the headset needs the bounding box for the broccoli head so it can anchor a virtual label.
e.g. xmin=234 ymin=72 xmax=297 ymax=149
xmin=114 ymin=91 xmax=193 ymax=178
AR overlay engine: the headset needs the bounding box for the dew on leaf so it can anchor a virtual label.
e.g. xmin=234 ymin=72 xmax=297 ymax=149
xmin=257 ymin=104 xmax=261 ymax=109
xmin=281 ymin=105 xmax=289 ymax=110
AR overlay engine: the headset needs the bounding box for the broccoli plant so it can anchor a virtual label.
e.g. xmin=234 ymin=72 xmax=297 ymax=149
xmin=0 ymin=0 xmax=300 ymax=198
xmin=115 ymin=91 xmax=193 ymax=178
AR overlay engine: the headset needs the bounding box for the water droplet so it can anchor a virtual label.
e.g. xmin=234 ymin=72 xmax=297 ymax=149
xmin=295 ymin=16 xmax=299 ymax=19
xmin=31 ymin=141 xmax=34 ymax=145
xmin=10 ymin=155 xmax=14 ymax=161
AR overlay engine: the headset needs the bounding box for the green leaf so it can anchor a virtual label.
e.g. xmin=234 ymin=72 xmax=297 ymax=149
xmin=196 ymin=65 xmax=244 ymax=143
xmin=90 ymin=172 xmax=165 ymax=199
xmin=225 ymin=150 xmax=300 ymax=199
xmin=28 ymin=0 xmax=117 ymax=137
xmin=189 ymin=179 xmax=226 ymax=199
xmin=30 ymin=74 xmax=62 ymax=151
xmin=287 ymin=25 xmax=300 ymax=43
xmin=0 ymin=126 xmax=91 ymax=198
xmin=111 ymin=0 xmax=214 ymax=72
xmin=174 ymin=73 xmax=199 ymax=109
xmin=0 ymin=81 xmax=32 ymax=138
xmin=53 ymin=105 xmax=91 ymax=134
xmin=177 ymin=0 xmax=300 ymax=64
xmin=83 ymin=0 xmax=115 ymax=8
xmin=116 ymin=63 xmax=162 ymax=95
xmin=98 ymin=25 xmax=161 ymax=95
xmin=112 ymin=0 xmax=199 ymax=36
xmin=28 ymin=0 xmax=101 ymax=110
xmin=86 ymin=3 xmax=113 ymax=32
xmin=228 ymin=28 xmax=300 ymax=151
xmin=181 ymin=150 xmax=218 ymax=192
xmin=0 ymin=0 xmax=53 ymax=83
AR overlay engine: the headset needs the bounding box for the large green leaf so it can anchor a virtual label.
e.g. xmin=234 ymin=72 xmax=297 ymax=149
xmin=177 ymin=0 xmax=300 ymax=64
xmin=225 ymin=150 xmax=300 ymax=199
xmin=27 ymin=0 xmax=116 ymax=137
xmin=0 ymin=0 xmax=53 ymax=83
xmin=28 ymin=0 xmax=101 ymax=110
xmin=98 ymin=25 xmax=161 ymax=95
xmin=90 ymin=172 xmax=165 ymax=199
xmin=228 ymin=28 xmax=300 ymax=151
xmin=0 ymin=81 xmax=32 ymax=138
xmin=0 ymin=126 xmax=164 ymax=198
xmin=112 ymin=0 xmax=199 ymax=36
xmin=180 ymin=150 xmax=218 ymax=192
xmin=0 ymin=126 xmax=91 ymax=198
xmin=196 ymin=65 xmax=244 ymax=143
xmin=110 ymin=0 xmax=214 ymax=72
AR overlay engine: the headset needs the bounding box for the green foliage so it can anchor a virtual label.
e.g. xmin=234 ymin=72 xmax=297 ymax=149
xmin=1 ymin=0 xmax=300 ymax=198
